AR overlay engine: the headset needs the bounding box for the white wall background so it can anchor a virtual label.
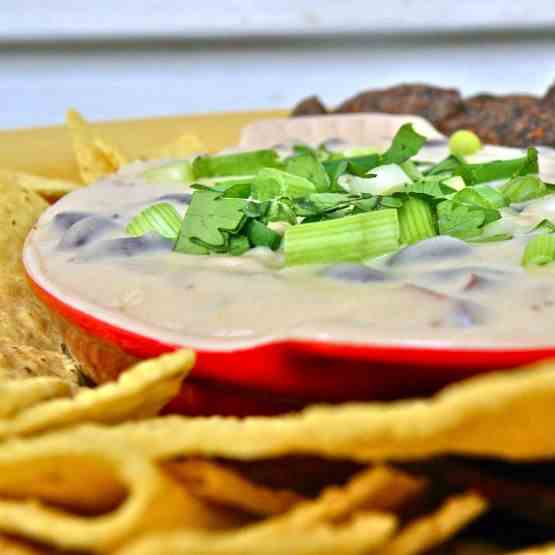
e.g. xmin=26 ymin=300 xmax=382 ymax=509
xmin=2 ymin=0 xmax=555 ymax=129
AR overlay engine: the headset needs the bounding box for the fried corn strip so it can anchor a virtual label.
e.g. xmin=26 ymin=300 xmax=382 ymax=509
xmin=0 ymin=436 xmax=240 ymax=553
xmin=64 ymin=359 xmax=555 ymax=462
xmin=0 ymin=350 xmax=193 ymax=440
xmin=0 ymin=378 xmax=72 ymax=419
xmin=377 ymin=491 xmax=487 ymax=555
xmin=115 ymin=512 xmax=396 ymax=555
xmin=163 ymin=458 xmax=304 ymax=516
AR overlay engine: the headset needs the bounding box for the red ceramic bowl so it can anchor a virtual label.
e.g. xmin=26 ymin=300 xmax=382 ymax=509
xmin=24 ymin=251 xmax=555 ymax=416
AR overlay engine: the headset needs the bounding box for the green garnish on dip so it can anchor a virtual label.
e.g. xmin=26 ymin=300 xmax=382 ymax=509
xmin=128 ymin=125 xmax=553 ymax=268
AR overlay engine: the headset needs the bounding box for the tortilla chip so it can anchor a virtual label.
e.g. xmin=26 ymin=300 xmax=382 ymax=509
xmin=0 ymin=436 xmax=239 ymax=553
xmin=263 ymin=465 xmax=422 ymax=532
xmin=0 ymin=180 xmax=47 ymax=270
xmin=117 ymin=467 xmax=403 ymax=555
xmin=86 ymin=359 xmax=555 ymax=462
xmin=0 ymin=276 xmax=66 ymax=355
xmin=0 ymin=378 xmax=72 ymax=419
xmin=115 ymin=512 xmax=396 ymax=555
xmin=145 ymin=132 xmax=205 ymax=159
xmin=0 ymin=170 xmax=81 ymax=202
xmin=66 ymin=109 xmax=128 ymax=183
xmin=377 ymin=492 xmax=487 ymax=555
xmin=0 ymin=535 xmax=55 ymax=555
xmin=0 ymin=349 xmax=194 ymax=440
xmin=163 ymin=458 xmax=305 ymax=516
xmin=0 ymin=341 xmax=79 ymax=385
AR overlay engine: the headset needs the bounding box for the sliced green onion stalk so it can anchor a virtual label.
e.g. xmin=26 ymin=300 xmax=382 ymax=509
xmin=126 ymin=203 xmax=182 ymax=239
xmin=398 ymin=198 xmax=437 ymax=245
xmin=283 ymin=209 xmax=400 ymax=266
xmin=143 ymin=160 xmax=194 ymax=183
xmin=500 ymin=175 xmax=546 ymax=204
xmin=522 ymin=234 xmax=555 ymax=266
xmin=192 ymin=150 xmax=281 ymax=178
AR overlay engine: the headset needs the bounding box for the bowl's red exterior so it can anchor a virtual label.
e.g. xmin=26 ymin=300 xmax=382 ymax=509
xmin=28 ymin=273 xmax=555 ymax=414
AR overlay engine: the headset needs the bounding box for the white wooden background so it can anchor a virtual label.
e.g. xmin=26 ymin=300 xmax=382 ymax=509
xmin=2 ymin=0 xmax=555 ymax=129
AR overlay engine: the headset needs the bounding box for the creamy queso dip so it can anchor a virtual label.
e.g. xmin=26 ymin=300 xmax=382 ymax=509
xmin=24 ymin=143 xmax=555 ymax=351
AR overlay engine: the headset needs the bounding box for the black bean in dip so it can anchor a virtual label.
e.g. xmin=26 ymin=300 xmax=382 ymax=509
xmin=332 ymin=83 xmax=463 ymax=126
xmin=290 ymin=95 xmax=328 ymax=117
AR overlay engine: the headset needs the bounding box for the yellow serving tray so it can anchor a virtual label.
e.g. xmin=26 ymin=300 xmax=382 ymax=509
xmin=0 ymin=109 xmax=288 ymax=183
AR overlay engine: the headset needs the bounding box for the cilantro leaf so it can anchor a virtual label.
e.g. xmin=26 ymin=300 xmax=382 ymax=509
xmin=401 ymin=176 xmax=456 ymax=199
xmin=229 ymin=235 xmax=251 ymax=256
xmin=285 ymin=154 xmax=331 ymax=192
xmin=174 ymin=191 xmax=248 ymax=254
xmin=452 ymin=186 xmax=507 ymax=210
xmin=252 ymin=168 xmax=316 ymax=201
xmin=381 ymin=124 xmax=427 ymax=164
xmin=436 ymin=201 xmax=487 ymax=239
xmin=245 ymin=220 xmax=282 ymax=250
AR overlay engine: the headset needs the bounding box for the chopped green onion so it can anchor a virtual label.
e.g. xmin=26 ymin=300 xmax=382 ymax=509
xmin=192 ymin=150 xmax=282 ymax=178
xmin=398 ymin=198 xmax=437 ymax=245
xmin=229 ymin=235 xmax=251 ymax=256
xmin=531 ymin=219 xmax=555 ymax=233
xmin=465 ymin=148 xmax=539 ymax=184
xmin=245 ymin=219 xmax=282 ymax=250
xmin=340 ymin=146 xmax=378 ymax=158
xmin=126 ymin=203 xmax=182 ymax=239
xmin=448 ymin=130 xmax=482 ymax=156
xmin=283 ymin=209 xmax=400 ymax=266
xmin=500 ymin=175 xmax=546 ymax=204
xmin=522 ymin=234 xmax=555 ymax=266
xmin=143 ymin=161 xmax=194 ymax=183
xmin=285 ymin=154 xmax=331 ymax=192
xmin=252 ymin=168 xmax=316 ymax=201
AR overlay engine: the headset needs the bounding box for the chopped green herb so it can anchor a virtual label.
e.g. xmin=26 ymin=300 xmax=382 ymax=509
xmin=437 ymin=200 xmax=497 ymax=239
xmin=192 ymin=150 xmax=282 ymax=178
xmin=531 ymin=219 xmax=555 ymax=233
xmin=285 ymin=154 xmax=331 ymax=192
xmin=174 ymin=191 xmax=248 ymax=254
xmin=381 ymin=124 xmax=427 ymax=165
xmin=245 ymin=219 xmax=282 ymax=250
xmin=500 ymin=175 xmax=546 ymax=204
xmin=126 ymin=203 xmax=182 ymax=240
xmin=252 ymin=168 xmax=316 ymax=201
xmin=229 ymin=234 xmax=251 ymax=256
xmin=452 ymin=186 xmax=506 ymax=210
